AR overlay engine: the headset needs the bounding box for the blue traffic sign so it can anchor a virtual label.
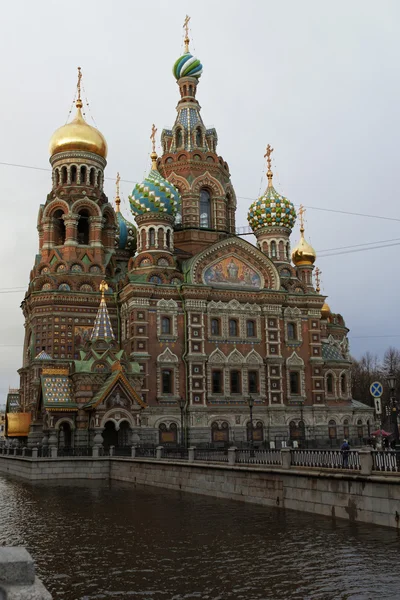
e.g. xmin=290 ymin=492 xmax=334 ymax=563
xmin=370 ymin=381 xmax=383 ymax=398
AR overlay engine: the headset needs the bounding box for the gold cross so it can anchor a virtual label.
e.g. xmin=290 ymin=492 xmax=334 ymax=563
xmin=314 ymin=267 xmax=321 ymax=292
xmin=183 ymin=15 xmax=191 ymax=52
xmin=150 ymin=124 xmax=157 ymax=153
xmin=264 ymin=144 xmax=274 ymax=171
xmin=115 ymin=172 xmax=121 ymax=212
xmin=298 ymin=204 xmax=306 ymax=230
xmin=116 ymin=172 xmax=120 ymax=197
xmin=77 ymin=66 xmax=82 ymax=103
xmin=99 ymin=280 xmax=108 ymax=297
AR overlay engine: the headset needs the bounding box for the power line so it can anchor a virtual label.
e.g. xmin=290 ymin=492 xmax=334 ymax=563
xmin=318 ymin=237 xmax=400 ymax=253
xmin=1 ymin=160 xmax=400 ymax=224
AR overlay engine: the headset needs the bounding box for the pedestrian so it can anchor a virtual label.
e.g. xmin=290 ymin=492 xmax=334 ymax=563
xmin=341 ymin=439 xmax=350 ymax=468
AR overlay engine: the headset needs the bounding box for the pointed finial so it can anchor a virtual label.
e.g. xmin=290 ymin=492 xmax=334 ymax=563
xmin=314 ymin=266 xmax=321 ymax=293
xmin=76 ymin=66 xmax=83 ymax=109
xmin=99 ymin=280 xmax=108 ymax=298
xmin=298 ymin=204 xmax=306 ymax=233
xmin=150 ymin=123 xmax=158 ymax=170
xmin=183 ymin=15 xmax=191 ymax=53
xmin=264 ymin=144 xmax=274 ymax=188
xmin=115 ymin=172 xmax=121 ymax=213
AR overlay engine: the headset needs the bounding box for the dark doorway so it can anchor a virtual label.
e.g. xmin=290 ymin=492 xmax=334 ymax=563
xmin=103 ymin=421 xmax=118 ymax=449
xmin=58 ymin=423 xmax=72 ymax=448
xmin=118 ymin=421 xmax=130 ymax=447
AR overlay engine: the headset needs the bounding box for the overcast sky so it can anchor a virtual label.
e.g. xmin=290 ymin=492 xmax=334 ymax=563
xmin=0 ymin=0 xmax=398 ymax=400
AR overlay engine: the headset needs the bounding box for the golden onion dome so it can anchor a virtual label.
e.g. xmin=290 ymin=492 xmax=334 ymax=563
xmin=291 ymin=231 xmax=316 ymax=266
xmin=321 ymin=302 xmax=331 ymax=319
xmin=49 ymin=105 xmax=107 ymax=159
xmin=49 ymin=68 xmax=107 ymax=159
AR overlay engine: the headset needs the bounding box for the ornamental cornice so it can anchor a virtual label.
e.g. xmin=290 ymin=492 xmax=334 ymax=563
xmin=50 ymin=151 xmax=106 ymax=168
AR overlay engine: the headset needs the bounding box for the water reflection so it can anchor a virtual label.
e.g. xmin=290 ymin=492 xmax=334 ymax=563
xmin=0 ymin=475 xmax=399 ymax=599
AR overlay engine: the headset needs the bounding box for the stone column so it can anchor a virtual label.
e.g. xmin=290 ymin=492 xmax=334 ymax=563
xmin=359 ymin=448 xmax=373 ymax=475
xmin=188 ymin=447 xmax=196 ymax=463
xmin=0 ymin=547 xmax=52 ymax=599
xmin=63 ymin=214 xmax=79 ymax=247
xmin=131 ymin=446 xmax=136 ymax=458
xmin=89 ymin=216 xmax=105 ymax=248
xmin=32 ymin=448 xmax=38 ymax=458
xmin=156 ymin=446 xmax=163 ymax=460
xmin=48 ymin=430 xmax=58 ymax=458
xmin=41 ymin=433 xmax=49 ymax=448
xmin=281 ymin=447 xmax=292 ymax=469
xmin=228 ymin=446 xmax=237 ymax=465
xmin=41 ymin=217 xmax=54 ymax=251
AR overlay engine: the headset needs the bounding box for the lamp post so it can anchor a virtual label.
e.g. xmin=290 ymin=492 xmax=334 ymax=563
xmin=178 ymin=397 xmax=186 ymax=448
xmin=387 ymin=370 xmax=399 ymax=453
xmin=248 ymin=396 xmax=254 ymax=457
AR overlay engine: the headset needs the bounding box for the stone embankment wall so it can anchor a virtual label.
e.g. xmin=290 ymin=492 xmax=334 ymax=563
xmin=1 ymin=454 xmax=400 ymax=529
xmin=0 ymin=547 xmax=52 ymax=599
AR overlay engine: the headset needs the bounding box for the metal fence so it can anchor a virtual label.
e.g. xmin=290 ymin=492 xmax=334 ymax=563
xmin=194 ymin=448 xmax=229 ymax=463
xmin=58 ymin=447 xmax=93 ymax=457
xmin=291 ymin=449 xmax=361 ymax=470
xmin=236 ymin=448 xmax=282 ymax=466
xmin=162 ymin=446 xmax=189 ymax=460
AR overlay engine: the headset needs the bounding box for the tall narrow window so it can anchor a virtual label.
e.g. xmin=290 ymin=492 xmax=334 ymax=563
xmin=61 ymin=166 xmax=67 ymax=184
xmin=196 ymin=127 xmax=202 ymax=146
xmin=149 ymin=228 xmax=155 ymax=246
xmin=53 ymin=210 xmax=66 ymax=245
xmin=212 ymin=370 xmax=223 ymax=394
xmin=166 ymin=230 xmax=171 ymax=248
xmin=176 ymin=128 xmax=183 ymax=148
xmin=230 ymin=370 xmax=241 ymax=394
xmin=343 ymin=419 xmax=350 ymax=439
xmin=246 ymin=320 xmax=256 ymax=338
xmin=270 ymin=241 xmax=277 ymax=258
xmin=341 ymin=373 xmax=346 ymax=394
xmin=162 ymin=369 xmax=172 ymax=394
xmin=357 ymin=420 xmax=363 ymax=438
xmin=327 ymin=373 xmax=333 ymax=394
xmin=161 ymin=317 xmax=171 ymax=334
xmin=248 ymin=371 xmax=258 ymax=394
xmin=290 ymin=371 xmax=299 ymax=395
xmin=287 ymin=322 xmax=296 ymax=340
xmin=200 ymin=189 xmax=211 ymax=228
xmin=89 ymin=168 xmax=95 ymax=186
xmin=70 ymin=165 xmax=77 ymax=184
xmin=80 ymin=166 xmax=87 ymax=185
xmin=211 ymin=318 xmax=220 ymax=336
xmin=328 ymin=420 xmax=337 ymax=439
xmin=77 ymin=210 xmax=90 ymax=245
xmin=286 ymin=243 xmax=290 ymax=260
xmin=229 ymin=319 xmax=238 ymax=337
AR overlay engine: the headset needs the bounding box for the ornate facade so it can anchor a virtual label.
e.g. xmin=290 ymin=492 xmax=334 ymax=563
xmin=7 ymin=25 xmax=373 ymax=448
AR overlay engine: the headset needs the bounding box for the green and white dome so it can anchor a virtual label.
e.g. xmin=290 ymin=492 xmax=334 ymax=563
xmin=248 ymin=185 xmax=296 ymax=233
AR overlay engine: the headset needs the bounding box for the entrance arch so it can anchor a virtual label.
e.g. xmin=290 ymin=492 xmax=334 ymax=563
xmin=103 ymin=420 xmax=131 ymax=448
xmin=58 ymin=422 xmax=73 ymax=448
xmin=103 ymin=421 xmax=118 ymax=449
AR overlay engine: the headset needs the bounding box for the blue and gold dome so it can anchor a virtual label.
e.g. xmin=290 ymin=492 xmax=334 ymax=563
xmin=116 ymin=211 xmax=136 ymax=250
xmin=129 ymin=154 xmax=181 ymax=218
xmin=173 ymin=52 xmax=203 ymax=80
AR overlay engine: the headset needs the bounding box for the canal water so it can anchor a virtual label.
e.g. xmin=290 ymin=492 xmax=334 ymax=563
xmin=0 ymin=476 xmax=400 ymax=600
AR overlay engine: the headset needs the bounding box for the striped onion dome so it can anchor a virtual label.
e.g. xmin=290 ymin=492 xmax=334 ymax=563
xmin=129 ymin=168 xmax=181 ymax=217
xmin=173 ymin=53 xmax=203 ymax=80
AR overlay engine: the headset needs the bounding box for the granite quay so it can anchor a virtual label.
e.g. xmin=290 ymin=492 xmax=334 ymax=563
xmin=1 ymin=446 xmax=400 ymax=529
xmin=0 ymin=547 xmax=52 ymax=600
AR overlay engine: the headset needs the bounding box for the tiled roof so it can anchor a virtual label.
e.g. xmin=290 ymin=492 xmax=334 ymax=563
xmin=35 ymin=350 xmax=52 ymax=360
xmin=41 ymin=374 xmax=76 ymax=409
xmin=322 ymin=343 xmax=345 ymax=361
xmin=91 ymin=297 xmax=115 ymax=341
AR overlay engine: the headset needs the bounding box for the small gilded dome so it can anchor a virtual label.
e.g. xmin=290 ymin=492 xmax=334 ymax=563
xmin=321 ymin=302 xmax=331 ymax=319
xmin=248 ymin=185 xmax=296 ymax=233
xmin=291 ymin=232 xmax=316 ymax=266
xmin=129 ymin=162 xmax=181 ymax=218
xmin=49 ymin=105 xmax=107 ymax=159
xmin=173 ymin=53 xmax=203 ymax=80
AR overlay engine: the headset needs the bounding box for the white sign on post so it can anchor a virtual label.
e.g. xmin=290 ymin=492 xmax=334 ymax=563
xmin=374 ymin=397 xmax=382 ymax=415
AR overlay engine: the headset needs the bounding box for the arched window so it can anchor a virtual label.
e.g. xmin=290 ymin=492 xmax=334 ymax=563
xmin=200 ymin=189 xmax=211 ymax=228
xmin=279 ymin=241 xmax=284 ymax=260
xmin=328 ymin=420 xmax=337 ymax=439
xmin=89 ymin=168 xmax=95 ymax=186
xmin=327 ymin=373 xmax=333 ymax=394
xmin=230 ymin=370 xmax=241 ymax=394
xmin=211 ymin=318 xmax=220 ymax=336
xmin=159 ymin=422 xmax=177 ymax=445
xmin=270 ymin=241 xmax=277 ymax=258
xmin=286 ymin=243 xmax=290 ymax=261
xmin=195 ymin=127 xmax=202 ymax=147
xmin=248 ymin=421 xmax=264 ymax=442
xmin=61 ymin=166 xmax=67 ymax=184
xmin=289 ymin=371 xmax=300 ymax=395
xmin=162 ymin=369 xmax=173 ymax=394
xmin=246 ymin=320 xmax=256 ymax=337
xmin=161 ymin=317 xmax=171 ymax=335
xmin=77 ymin=210 xmax=90 ymax=245
xmin=343 ymin=419 xmax=350 ymax=439
xmin=97 ymin=171 xmax=102 ymax=187
xmin=287 ymin=323 xmax=296 ymax=340
xmin=341 ymin=373 xmax=346 ymax=394
xmin=248 ymin=371 xmax=258 ymax=394
xmin=357 ymin=419 xmax=364 ymax=439
xmin=149 ymin=228 xmax=155 ymax=246
xmin=211 ymin=421 xmax=229 ymax=444
xmin=166 ymin=230 xmax=171 ymax=248
xmin=80 ymin=166 xmax=87 ymax=185
xmin=176 ymin=128 xmax=183 ymax=148
xmin=229 ymin=319 xmax=238 ymax=337
xmin=53 ymin=210 xmax=66 ymax=245
xmin=70 ymin=165 xmax=77 ymax=184
xmin=54 ymin=169 xmax=60 ymax=187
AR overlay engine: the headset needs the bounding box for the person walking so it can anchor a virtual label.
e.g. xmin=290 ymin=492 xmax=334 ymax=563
xmin=341 ymin=439 xmax=350 ymax=468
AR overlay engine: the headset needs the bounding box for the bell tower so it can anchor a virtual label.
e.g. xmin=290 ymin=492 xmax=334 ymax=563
xmin=158 ymin=17 xmax=237 ymax=255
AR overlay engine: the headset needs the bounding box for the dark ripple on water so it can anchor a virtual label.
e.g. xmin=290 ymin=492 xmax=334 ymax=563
xmin=0 ymin=476 xmax=400 ymax=600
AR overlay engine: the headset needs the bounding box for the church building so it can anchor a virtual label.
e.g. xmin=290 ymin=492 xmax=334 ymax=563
xmin=6 ymin=22 xmax=373 ymax=448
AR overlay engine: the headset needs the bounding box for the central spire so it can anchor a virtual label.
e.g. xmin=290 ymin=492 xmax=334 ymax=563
xmin=264 ymin=144 xmax=274 ymax=188
xmin=183 ymin=15 xmax=190 ymax=53
xmin=150 ymin=123 xmax=158 ymax=170
xmin=76 ymin=66 xmax=83 ymax=109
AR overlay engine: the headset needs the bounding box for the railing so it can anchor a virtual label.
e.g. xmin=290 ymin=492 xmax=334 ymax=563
xmin=162 ymin=446 xmax=189 ymax=460
xmin=194 ymin=448 xmax=228 ymax=463
xmin=135 ymin=446 xmax=157 ymax=458
xmin=236 ymin=448 xmax=282 ymax=466
xmin=372 ymin=451 xmax=400 ymax=473
xmin=58 ymin=447 xmax=93 ymax=457
xmin=291 ymin=449 xmax=361 ymax=471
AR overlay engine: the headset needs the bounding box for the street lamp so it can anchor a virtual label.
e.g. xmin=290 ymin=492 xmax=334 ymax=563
xmin=178 ymin=397 xmax=186 ymax=448
xmin=387 ymin=370 xmax=399 ymax=451
xmin=248 ymin=396 xmax=254 ymax=457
